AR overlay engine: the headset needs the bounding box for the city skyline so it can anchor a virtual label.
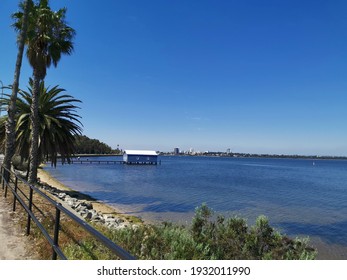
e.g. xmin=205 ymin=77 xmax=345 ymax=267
xmin=1 ymin=1 xmax=347 ymax=156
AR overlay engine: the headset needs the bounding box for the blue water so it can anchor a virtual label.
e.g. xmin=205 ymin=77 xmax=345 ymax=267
xmin=44 ymin=156 xmax=347 ymax=259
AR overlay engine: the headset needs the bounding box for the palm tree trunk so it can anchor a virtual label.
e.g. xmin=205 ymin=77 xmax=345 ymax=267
xmin=3 ymin=0 xmax=30 ymax=175
xmin=28 ymin=72 xmax=40 ymax=185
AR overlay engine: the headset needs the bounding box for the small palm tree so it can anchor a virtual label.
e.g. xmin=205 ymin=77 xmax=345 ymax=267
xmin=0 ymin=80 xmax=83 ymax=168
xmin=12 ymin=0 xmax=75 ymax=183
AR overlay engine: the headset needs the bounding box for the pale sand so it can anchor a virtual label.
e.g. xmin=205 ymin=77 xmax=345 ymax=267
xmin=37 ymin=168 xmax=143 ymax=224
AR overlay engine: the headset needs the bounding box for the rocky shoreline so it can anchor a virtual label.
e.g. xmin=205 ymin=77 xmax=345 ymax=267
xmin=36 ymin=170 xmax=139 ymax=230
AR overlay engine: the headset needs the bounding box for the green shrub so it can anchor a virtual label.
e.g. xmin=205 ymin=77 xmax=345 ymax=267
xmin=105 ymin=204 xmax=317 ymax=260
xmin=64 ymin=204 xmax=317 ymax=260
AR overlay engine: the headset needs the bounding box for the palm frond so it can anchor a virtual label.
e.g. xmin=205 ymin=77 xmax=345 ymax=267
xmin=1 ymin=80 xmax=83 ymax=167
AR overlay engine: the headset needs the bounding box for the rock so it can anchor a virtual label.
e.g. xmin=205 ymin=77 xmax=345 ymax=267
xmin=65 ymin=197 xmax=78 ymax=208
xmin=37 ymin=180 xmax=133 ymax=230
xmin=117 ymin=224 xmax=128 ymax=229
xmin=80 ymin=210 xmax=92 ymax=220
xmin=91 ymin=214 xmax=103 ymax=223
xmin=76 ymin=205 xmax=87 ymax=213
xmin=116 ymin=218 xmax=124 ymax=224
xmin=58 ymin=193 xmax=66 ymax=199
xmin=105 ymin=216 xmax=117 ymax=225
xmin=88 ymin=209 xmax=98 ymax=219
xmin=83 ymin=202 xmax=93 ymax=210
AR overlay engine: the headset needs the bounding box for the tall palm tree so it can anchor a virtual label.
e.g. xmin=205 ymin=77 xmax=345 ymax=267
xmin=0 ymin=80 xmax=83 ymax=167
xmin=12 ymin=0 xmax=75 ymax=184
xmin=3 ymin=0 xmax=31 ymax=177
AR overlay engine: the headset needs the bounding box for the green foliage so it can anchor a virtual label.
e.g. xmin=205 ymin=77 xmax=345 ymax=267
xmin=12 ymin=0 xmax=75 ymax=80
xmin=64 ymin=238 xmax=110 ymax=260
xmin=64 ymin=204 xmax=317 ymax=260
xmin=74 ymin=135 xmax=117 ymax=155
xmin=0 ymin=79 xmax=82 ymax=167
xmin=188 ymin=207 xmax=316 ymax=260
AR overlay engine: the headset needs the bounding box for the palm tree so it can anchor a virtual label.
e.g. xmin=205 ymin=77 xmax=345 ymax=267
xmin=3 ymin=0 xmax=31 ymax=177
xmin=12 ymin=0 xmax=75 ymax=184
xmin=0 ymin=80 xmax=83 ymax=168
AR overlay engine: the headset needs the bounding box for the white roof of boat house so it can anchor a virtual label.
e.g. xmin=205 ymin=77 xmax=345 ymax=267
xmin=124 ymin=150 xmax=158 ymax=156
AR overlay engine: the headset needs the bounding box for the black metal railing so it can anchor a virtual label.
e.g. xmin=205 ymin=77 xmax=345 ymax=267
xmin=0 ymin=164 xmax=136 ymax=260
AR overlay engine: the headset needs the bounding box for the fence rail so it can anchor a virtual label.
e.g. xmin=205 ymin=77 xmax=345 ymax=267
xmin=0 ymin=164 xmax=135 ymax=260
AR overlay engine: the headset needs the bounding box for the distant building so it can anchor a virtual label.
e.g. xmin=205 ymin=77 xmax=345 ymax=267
xmin=174 ymin=148 xmax=180 ymax=155
xmin=123 ymin=150 xmax=158 ymax=165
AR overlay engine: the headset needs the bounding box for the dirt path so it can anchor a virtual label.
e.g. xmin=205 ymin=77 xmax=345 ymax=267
xmin=0 ymin=195 xmax=36 ymax=260
xmin=0 ymin=154 xmax=37 ymax=260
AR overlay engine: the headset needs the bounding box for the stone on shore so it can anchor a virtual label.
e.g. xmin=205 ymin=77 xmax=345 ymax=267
xmin=37 ymin=181 xmax=132 ymax=230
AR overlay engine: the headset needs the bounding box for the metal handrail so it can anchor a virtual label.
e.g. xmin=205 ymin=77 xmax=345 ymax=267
xmin=0 ymin=164 xmax=136 ymax=260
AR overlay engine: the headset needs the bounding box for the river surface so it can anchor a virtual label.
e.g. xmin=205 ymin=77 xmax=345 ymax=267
xmin=44 ymin=156 xmax=347 ymax=259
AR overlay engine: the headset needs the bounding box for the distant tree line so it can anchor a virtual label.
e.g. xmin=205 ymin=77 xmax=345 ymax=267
xmin=74 ymin=135 xmax=120 ymax=155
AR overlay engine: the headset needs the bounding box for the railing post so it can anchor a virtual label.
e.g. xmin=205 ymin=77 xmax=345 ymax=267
xmin=4 ymin=169 xmax=9 ymax=197
xmin=26 ymin=187 xmax=33 ymax=235
xmin=52 ymin=206 xmax=61 ymax=260
xmin=1 ymin=167 xmax=5 ymax=190
xmin=4 ymin=173 xmax=8 ymax=198
xmin=0 ymin=165 xmax=3 ymax=185
xmin=3 ymin=168 xmax=10 ymax=190
xmin=13 ymin=176 xmax=18 ymax=211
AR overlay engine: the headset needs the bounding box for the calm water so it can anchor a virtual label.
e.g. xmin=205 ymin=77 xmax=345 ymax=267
xmin=44 ymin=156 xmax=347 ymax=259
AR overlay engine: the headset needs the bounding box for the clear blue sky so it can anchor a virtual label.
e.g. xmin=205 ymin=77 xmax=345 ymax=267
xmin=1 ymin=0 xmax=347 ymax=156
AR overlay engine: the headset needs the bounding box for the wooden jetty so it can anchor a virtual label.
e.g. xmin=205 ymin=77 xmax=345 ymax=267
xmin=70 ymin=160 xmax=124 ymax=164
xmin=69 ymin=159 xmax=161 ymax=165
